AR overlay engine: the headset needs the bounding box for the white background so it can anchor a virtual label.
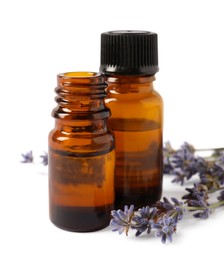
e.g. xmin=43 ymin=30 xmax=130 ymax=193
xmin=0 ymin=0 xmax=223 ymax=259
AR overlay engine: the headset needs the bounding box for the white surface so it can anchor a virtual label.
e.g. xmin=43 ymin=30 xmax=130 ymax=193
xmin=1 ymin=0 xmax=224 ymax=258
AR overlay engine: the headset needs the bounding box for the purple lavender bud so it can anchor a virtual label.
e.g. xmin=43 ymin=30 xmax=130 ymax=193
xmin=153 ymin=216 xmax=176 ymax=244
xmin=21 ymin=151 xmax=33 ymax=163
xmin=40 ymin=152 xmax=48 ymax=166
xmin=193 ymin=208 xmax=210 ymax=219
xmin=110 ymin=205 xmax=135 ymax=235
xmin=217 ymin=190 xmax=224 ymax=202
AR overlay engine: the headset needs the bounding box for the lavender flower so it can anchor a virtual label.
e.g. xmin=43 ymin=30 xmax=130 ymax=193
xmin=163 ymin=142 xmax=176 ymax=175
xmin=187 ymin=198 xmax=210 ymax=219
xmin=171 ymin=169 xmax=187 ymax=186
xmin=181 ymin=142 xmax=195 ymax=153
xmin=199 ymin=171 xmax=221 ymax=190
xmin=163 ymin=142 xmax=203 ymax=184
xmin=217 ymin=190 xmax=224 ymax=202
xmin=182 ymin=184 xmax=211 ymax=219
xmin=20 ymin=151 xmax=48 ymax=166
xmin=155 ymin=197 xmax=185 ymax=222
xmin=152 ymin=217 xmax=176 ymax=244
xmin=170 ymin=146 xmax=198 ymax=181
xmin=110 ymin=205 xmax=134 ymax=235
xmin=110 ymin=189 xmax=223 ymax=243
xmin=193 ymin=208 xmax=210 ymax=219
xmin=21 ymin=151 xmax=33 ymax=163
xmin=132 ymin=206 xmax=156 ymax=236
xmin=215 ymin=156 xmax=224 ymax=170
xmin=197 ymin=155 xmax=224 ymax=190
xmin=40 ymin=152 xmax=48 ymax=166
xmin=182 ymin=183 xmax=208 ymax=203
xmin=163 ymin=157 xmax=174 ymax=175
xmin=109 ymin=142 xmax=224 ymax=244
xmin=214 ymin=155 xmax=224 ymax=185
xmin=164 ymin=142 xmax=224 ymax=189
xmin=110 ymin=198 xmax=185 ymax=243
xmin=163 ymin=141 xmax=176 ymax=156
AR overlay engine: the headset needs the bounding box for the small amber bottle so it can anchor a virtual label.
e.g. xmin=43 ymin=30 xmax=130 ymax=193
xmin=48 ymin=72 xmax=115 ymax=232
xmin=100 ymin=31 xmax=163 ymax=209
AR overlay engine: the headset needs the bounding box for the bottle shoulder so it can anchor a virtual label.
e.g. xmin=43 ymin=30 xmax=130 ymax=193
xmin=105 ymin=88 xmax=163 ymax=122
xmin=105 ymin=89 xmax=163 ymax=105
xmin=49 ymin=128 xmax=115 ymax=156
xmin=152 ymin=89 xmax=163 ymax=104
xmin=106 ymin=80 xmax=163 ymax=103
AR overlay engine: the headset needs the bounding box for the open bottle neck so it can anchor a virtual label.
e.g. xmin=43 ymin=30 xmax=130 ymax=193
xmin=52 ymin=72 xmax=110 ymax=121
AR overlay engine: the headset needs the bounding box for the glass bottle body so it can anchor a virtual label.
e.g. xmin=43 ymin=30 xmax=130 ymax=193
xmin=105 ymin=75 xmax=163 ymax=209
xmin=48 ymin=72 xmax=115 ymax=231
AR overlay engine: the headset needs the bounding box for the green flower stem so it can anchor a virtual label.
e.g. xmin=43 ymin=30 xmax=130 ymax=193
xmin=187 ymin=200 xmax=224 ymax=211
xmin=195 ymin=147 xmax=224 ymax=152
xmin=208 ymin=186 xmax=224 ymax=194
xmin=125 ymin=212 xmax=135 ymax=236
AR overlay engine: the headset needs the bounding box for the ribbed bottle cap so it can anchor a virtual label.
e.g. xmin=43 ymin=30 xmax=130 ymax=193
xmin=100 ymin=30 xmax=159 ymax=75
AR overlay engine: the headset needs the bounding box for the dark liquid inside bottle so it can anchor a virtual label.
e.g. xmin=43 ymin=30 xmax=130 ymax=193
xmin=49 ymin=148 xmax=115 ymax=232
xmin=109 ymin=118 xmax=163 ymax=209
xmin=50 ymin=205 xmax=113 ymax=232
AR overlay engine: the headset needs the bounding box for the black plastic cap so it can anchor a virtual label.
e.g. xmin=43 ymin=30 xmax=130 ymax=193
xmin=100 ymin=30 xmax=159 ymax=75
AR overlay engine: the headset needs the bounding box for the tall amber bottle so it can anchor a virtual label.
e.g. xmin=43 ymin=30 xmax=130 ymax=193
xmin=48 ymin=72 xmax=115 ymax=232
xmin=100 ymin=31 xmax=163 ymax=209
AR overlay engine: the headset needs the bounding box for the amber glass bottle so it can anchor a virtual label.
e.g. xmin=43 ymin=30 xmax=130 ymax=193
xmin=100 ymin=31 xmax=163 ymax=209
xmin=48 ymin=72 xmax=115 ymax=232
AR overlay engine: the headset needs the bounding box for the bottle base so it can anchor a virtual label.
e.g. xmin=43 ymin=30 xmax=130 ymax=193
xmin=49 ymin=204 xmax=113 ymax=232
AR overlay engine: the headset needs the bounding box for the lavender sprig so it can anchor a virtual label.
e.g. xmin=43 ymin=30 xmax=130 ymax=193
xmin=110 ymin=205 xmax=135 ymax=235
xmin=164 ymin=142 xmax=224 ymax=190
xmin=110 ymin=193 xmax=224 ymax=243
xmin=217 ymin=190 xmax=224 ymax=202
xmin=110 ymin=197 xmax=185 ymax=244
xmin=111 ymin=142 xmax=224 ymax=244
xmin=21 ymin=151 xmax=33 ymax=163
xmin=182 ymin=184 xmax=210 ymax=219
xmin=40 ymin=152 xmax=48 ymax=166
xmin=163 ymin=142 xmax=199 ymax=184
xmin=152 ymin=216 xmax=176 ymax=243
xmin=132 ymin=206 xmax=156 ymax=236
xmin=20 ymin=151 xmax=48 ymax=166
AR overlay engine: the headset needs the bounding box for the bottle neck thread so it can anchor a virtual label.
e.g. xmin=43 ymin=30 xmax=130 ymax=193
xmin=52 ymin=72 xmax=110 ymax=121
